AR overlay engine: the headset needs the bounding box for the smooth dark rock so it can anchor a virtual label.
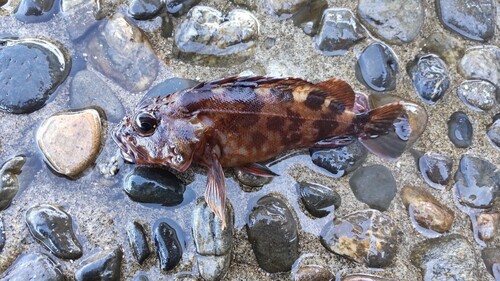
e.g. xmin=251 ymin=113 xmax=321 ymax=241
xmin=0 ymin=253 xmax=64 ymax=280
xmin=247 ymin=195 xmax=299 ymax=273
xmin=408 ymin=54 xmax=450 ymax=105
xmin=124 ymin=166 xmax=185 ymax=206
xmin=436 ymin=0 xmax=496 ymax=42
xmin=0 ymin=38 xmax=70 ymax=114
xmin=418 ymin=152 xmax=453 ymax=189
xmin=166 ymin=0 xmax=200 ymax=17
xmin=411 ymin=234 xmax=478 ymax=280
xmin=127 ymin=221 xmax=151 ymax=264
xmin=457 ymin=80 xmax=497 ymax=111
xmin=129 ymin=0 xmax=163 ymax=20
xmin=314 ymin=8 xmax=365 ymax=56
xmin=291 ymin=254 xmax=334 ymax=281
xmin=161 ymin=15 xmax=174 ymax=38
xmin=26 ymin=204 xmax=83 ymax=259
xmin=0 ymin=155 xmax=26 ymax=210
xmin=321 ymin=209 xmax=398 ymax=267
xmin=0 ymin=0 xmax=6 ymax=7
xmin=349 ymin=165 xmax=397 ymax=211
xmin=355 ymin=43 xmax=398 ymax=92
xmin=70 ymin=70 xmax=125 ymax=122
xmin=153 ymin=220 xmax=183 ymax=271
xmin=421 ymin=31 xmax=465 ymax=65
xmin=459 ymin=46 xmax=500 ymax=86
xmin=290 ymin=0 xmax=328 ymax=36
xmin=357 ymin=0 xmax=424 ymax=44
xmin=298 ymin=182 xmax=341 ymax=218
xmin=143 ymin=77 xmax=199 ymax=101
xmin=0 ymin=216 xmax=5 ymax=253
xmin=447 ymin=111 xmax=473 ymax=148
xmin=310 ymin=139 xmax=367 ymax=178
xmin=14 ymin=0 xmax=60 ymax=23
xmin=482 ymin=248 xmax=500 ymax=278
xmin=75 ymin=248 xmax=123 ymax=281
xmin=235 ymin=169 xmax=273 ymax=190
xmin=487 ymin=118 xmax=500 ymax=149
xmin=454 ymin=154 xmax=499 ymax=209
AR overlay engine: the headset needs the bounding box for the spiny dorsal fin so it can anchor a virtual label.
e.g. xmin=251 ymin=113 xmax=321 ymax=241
xmin=315 ymin=78 xmax=355 ymax=110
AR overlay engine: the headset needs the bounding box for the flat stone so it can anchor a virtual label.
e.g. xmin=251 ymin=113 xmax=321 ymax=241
xmin=0 ymin=38 xmax=70 ymax=114
xmin=408 ymin=54 xmax=450 ymax=105
xmin=357 ymin=0 xmax=424 ymax=44
xmin=165 ymin=0 xmax=201 ymax=17
xmin=127 ymin=221 xmax=151 ymax=264
xmin=129 ymin=0 xmax=163 ymax=20
xmin=87 ymin=13 xmax=158 ymax=92
xmin=298 ymin=181 xmax=341 ymax=218
xmin=349 ymin=165 xmax=397 ymax=211
xmin=411 ymin=234 xmax=479 ymax=280
xmin=0 ymin=253 xmax=64 ymax=280
xmin=457 ymin=80 xmax=497 ymax=111
xmin=355 ymin=43 xmax=398 ymax=92
xmin=421 ymin=31 xmax=465 ymax=65
xmin=36 ymin=109 xmax=103 ymax=178
xmin=321 ymin=209 xmax=398 ymax=267
xmin=487 ymin=117 xmax=500 ymax=149
xmin=153 ymin=220 xmax=183 ymax=271
xmin=459 ymin=46 xmax=500 ymax=86
xmin=75 ymin=248 xmax=123 ymax=281
xmin=310 ymin=139 xmax=367 ymax=177
xmin=447 ymin=111 xmax=473 ymax=148
xmin=291 ymin=254 xmax=333 ymax=281
xmin=290 ymin=0 xmax=328 ymax=36
xmin=0 ymin=155 xmax=26 ymax=210
xmin=70 ymin=70 xmax=125 ymax=123
xmin=418 ymin=152 xmax=453 ymax=189
xmin=401 ymin=186 xmax=454 ymax=233
xmin=436 ymin=0 xmax=496 ymax=42
xmin=14 ymin=0 xmax=60 ymax=23
xmin=476 ymin=212 xmax=500 ymax=241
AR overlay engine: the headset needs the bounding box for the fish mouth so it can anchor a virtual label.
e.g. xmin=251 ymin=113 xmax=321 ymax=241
xmin=112 ymin=122 xmax=138 ymax=164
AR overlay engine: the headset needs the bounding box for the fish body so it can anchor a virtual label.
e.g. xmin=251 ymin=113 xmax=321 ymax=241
xmin=113 ymin=76 xmax=405 ymax=226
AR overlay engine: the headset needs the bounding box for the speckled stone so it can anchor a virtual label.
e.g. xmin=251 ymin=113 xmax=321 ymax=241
xmin=459 ymin=46 xmax=500 ymax=86
xmin=62 ymin=0 xmax=101 ymax=41
xmin=310 ymin=139 xmax=368 ymax=178
xmin=0 ymin=155 xmax=26 ymax=210
xmin=418 ymin=152 xmax=453 ymax=189
xmin=447 ymin=111 xmax=473 ymax=148
xmin=0 ymin=253 xmax=64 ymax=280
xmin=355 ymin=43 xmax=398 ymax=92
xmin=421 ymin=31 xmax=465 ymax=65
xmin=75 ymin=248 xmax=123 ymax=281
xmin=291 ymin=254 xmax=334 ymax=281
xmin=408 ymin=54 xmax=450 ymax=105
xmin=476 ymin=212 xmax=500 ymax=241
xmin=457 ymin=80 xmax=497 ymax=111
xmin=349 ymin=165 xmax=397 ymax=211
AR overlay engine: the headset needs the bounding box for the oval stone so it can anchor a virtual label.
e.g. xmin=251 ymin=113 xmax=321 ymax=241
xmin=418 ymin=152 xmax=453 ymax=189
xmin=457 ymin=80 xmax=497 ymax=111
xmin=310 ymin=139 xmax=367 ymax=178
xmin=408 ymin=54 xmax=450 ymax=105
xmin=153 ymin=220 xmax=183 ymax=271
xmin=355 ymin=43 xmax=398 ymax=92
xmin=349 ymin=165 xmax=397 ymax=211
xmin=127 ymin=221 xmax=151 ymax=264
xmin=298 ymin=181 xmax=341 ymax=218
xmin=459 ymin=46 xmax=500 ymax=86
xmin=447 ymin=111 xmax=473 ymax=148
xmin=0 ymin=253 xmax=64 ymax=280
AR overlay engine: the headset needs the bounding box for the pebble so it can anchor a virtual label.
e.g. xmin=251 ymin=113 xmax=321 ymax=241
xmin=127 ymin=221 xmax=151 ymax=264
xmin=36 ymin=109 xmax=103 ymax=178
xmin=297 ymin=182 xmax=341 ymax=218
xmin=290 ymin=0 xmax=327 ymax=36
xmin=14 ymin=0 xmax=60 ymax=23
xmin=421 ymin=31 xmax=465 ymax=65
xmin=70 ymin=70 xmax=125 ymax=123
xmin=0 ymin=155 xmax=26 ymax=210
xmin=26 ymin=204 xmax=83 ymax=259
xmin=355 ymin=43 xmax=398 ymax=92
xmin=357 ymin=0 xmax=424 ymax=44
xmin=62 ymin=0 xmax=101 ymax=41
xmin=447 ymin=111 xmax=473 ymax=148
xmin=436 ymin=0 xmax=496 ymax=42
xmin=235 ymin=169 xmax=273 ymax=190
xmin=197 ymin=255 xmax=231 ymax=281
xmin=411 ymin=234 xmax=478 ymax=280
xmin=134 ymin=273 xmax=151 ymax=281
xmin=321 ymin=209 xmax=398 ymax=267
xmin=0 ymin=253 xmax=64 ymax=280
xmin=267 ymin=0 xmax=309 ymax=18
xmin=129 ymin=0 xmax=163 ymax=20
xmin=487 ymin=117 xmax=500 ymax=149
xmin=459 ymin=46 xmax=500 ymax=86
xmin=173 ymin=273 xmax=199 ymax=280
xmin=123 ymin=166 xmax=186 ymax=206
xmin=290 ymin=254 xmax=334 ymax=281
xmin=310 ymin=139 xmax=367 ymax=177
xmin=343 ymin=274 xmax=394 ymax=281
xmin=476 ymin=212 xmax=500 ymax=241
xmin=247 ymin=194 xmax=299 ymax=273
xmin=408 ymin=54 xmax=450 ymax=105
xmin=153 ymin=220 xmax=183 ymax=271
xmin=401 ymin=186 xmax=454 ymax=233
xmin=418 ymin=152 xmax=453 ymax=189
xmin=0 ymin=0 xmax=6 ymax=7
xmin=349 ymin=165 xmax=397 ymax=211
xmin=482 ymin=248 xmax=500 ymax=278
xmin=166 ymin=0 xmax=201 ymax=17
xmin=75 ymin=248 xmax=123 ymax=281
xmin=143 ymin=77 xmax=199 ymax=101
xmin=174 ymin=6 xmax=259 ymax=66
xmin=0 ymin=38 xmax=70 ymax=114
xmin=0 ymin=216 xmax=5 ymax=253
xmin=457 ymin=80 xmax=497 ymax=111
xmin=314 ymin=8 xmax=366 ymax=56
xmin=87 ymin=13 xmax=158 ymax=92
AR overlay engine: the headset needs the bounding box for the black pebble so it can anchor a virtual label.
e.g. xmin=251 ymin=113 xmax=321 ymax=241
xmin=129 ymin=0 xmax=164 ymax=20
xmin=153 ymin=220 xmax=183 ymax=271
xmin=127 ymin=221 xmax=151 ymax=264
xmin=74 ymin=248 xmax=123 ymax=281
xmin=298 ymin=182 xmax=341 ymax=218
xmin=447 ymin=111 xmax=473 ymax=148
xmin=14 ymin=0 xmax=60 ymax=23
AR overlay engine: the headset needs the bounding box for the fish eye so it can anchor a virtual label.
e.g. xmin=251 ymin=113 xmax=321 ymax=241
xmin=134 ymin=112 xmax=157 ymax=135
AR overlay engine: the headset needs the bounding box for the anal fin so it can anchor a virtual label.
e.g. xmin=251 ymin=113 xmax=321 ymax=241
xmin=205 ymin=152 xmax=227 ymax=229
xmin=238 ymin=163 xmax=279 ymax=177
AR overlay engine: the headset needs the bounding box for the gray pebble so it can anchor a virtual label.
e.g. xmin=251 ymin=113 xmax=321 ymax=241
xmin=0 ymin=252 xmax=64 ymax=280
xmin=349 ymin=165 xmax=397 ymax=211
xmin=447 ymin=111 xmax=473 ymax=148
xmin=457 ymin=80 xmax=497 ymax=111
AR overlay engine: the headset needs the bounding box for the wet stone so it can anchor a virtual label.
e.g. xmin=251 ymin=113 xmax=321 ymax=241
xmin=174 ymin=6 xmax=259 ymax=66
xmin=349 ymin=165 xmax=397 ymax=211
xmin=127 ymin=221 xmax=151 ymax=264
xmin=436 ymin=0 xmax=496 ymax=42
xmin=447 ymin=111 xmax=473 ymax=148
xmin=26 ymin=204 xmax=83 ymax=259
xmin=37 ymin=109 xmax=103 ymax=178
xmin=421 ymin=31 xmax=465 ymax=65
xmin=298 ymin=182 xmax=341 ymax=218
xmin=310 ymin=139 xmax=367 ymax=178
xmin=401 ymin=186 xmax=455 ymax=233
xmin=70 ymin=70 xmax=125 ymax=123
xmin=173 ymin=273 xmax=198 ymax=281
xmin=454 ymin=154 xmax=500 ymax=209
xmin=14 ymin=0 xmax=60 ymax=23
xmin=236 ymin=169 xmax=273 ymax=190
xmin=197 ymin=255 xmax=231 ymax=281
xmin=355 ymin=43 xmax=398 ymax=92
xmin=487 ymin=117 xmax=500 ymax=149
xmin=321 ymin=209 xmax=398 ymax=267
xmin=247 ymin=195 xmax=299 ymax=273
xmin=343 ymin=274 xmax=394 ymax=281
xmin=129 ymin=0 xmax=163 ymax=20
xmin=0 ymin=38 xmax=70 ymax=114
xmin=0 ymin=155 xmax=26 ymax=210
xmin=75 ymin=248 xmax=123 ymax=281
xmin=291 ymin=254 xmax=334 ymax=281
xmin=123 ymin=166 xmax=185 ymax=206
xmin=411 ymin=234 xmax=478 ymax=280
xmin=459 ymin=46 xmax=500 ymax=86
xmin=408 ymin=54 xmax=450 ymax=105
xmin=87 ymin=13 xmax=158 ymax=92
xmin=0 ymin=216 xmax=4 ymax=253
xmin=143 ymin=77 xmax=199 ymax=101
xmin=153 ymin=220 xmax=183 ymax=271
xmin=134 ymin=273 xmax=150 ymax=281
xmin=357 ymin=0 xmax=424 ymax=44
xmin=166 ymin=0 xmax=201 ymax=17
xmin=476 ymin=212 xmax=500 ymax=241
xmin=0 ymin=0 xmax=6 ymax=7
xmin=62 ymin=0 xmax=101 ymax=41
xmin=418 ymin=152 xmax=453 ymax=189
xmin=457 ymin=80 xmax=497 ymax=111
xmin=482 ymin=248 xmax=500 ymax=278
xmin=267 ymin=0 xmax=309 ymax=18
xmin=314 ymin=8 xmax=366 ymax=56
xmin=290 ymin=0 xmax=327 ymax=36
xmin=0 ymin=253 xmax=64 ymax=280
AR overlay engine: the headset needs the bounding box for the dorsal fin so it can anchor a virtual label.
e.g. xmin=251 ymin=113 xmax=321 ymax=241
xmin=192 ymin=76 xmax=309 ymax=92
xmin=315 ymin=78 xmax=355 ymax=110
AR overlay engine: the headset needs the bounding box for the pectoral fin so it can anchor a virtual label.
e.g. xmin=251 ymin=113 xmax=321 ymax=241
xmin=238 ymin=163 xmax=279 ymax=177
xmin=205 ymin=152 xmax=227 ymax=229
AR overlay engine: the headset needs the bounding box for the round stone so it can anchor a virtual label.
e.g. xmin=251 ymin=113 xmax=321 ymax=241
xmin=476 ymin=212 xmax=500 ymax=241
xmin=75 ymin=248 xmax=122 ymax=281
xmin=457 ymin=80 xmax=497 ymax=111
xmin=129 ymin=0 xmax=163 ymax=20
xmin=418 ymin=152 xmax=453 ymax=189
xmin=298 ymin=181 xmax=341 ymax=218
xmin=459 ymin=46 xmax=500 ymax=86
xmin=355 ymin=43 xmax=398 ymax=92
xmin=447 ymin=111 xmax=473 ymax=148
xmin=408 ymin=54 xmax=450 ymax=105
xmin=482 ymin=247 xmax=500 ymax=278
xmin=349 ymin=165 xmax=397 ymax=211
xmin=14 ymin=0 xmax=60 ymax=23
xmin=36 ymin=109 xmax=103 ymax=178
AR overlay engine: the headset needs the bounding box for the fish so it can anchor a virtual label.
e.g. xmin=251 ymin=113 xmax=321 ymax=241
xmin=113 ymin=76 xmax=406 ymax=227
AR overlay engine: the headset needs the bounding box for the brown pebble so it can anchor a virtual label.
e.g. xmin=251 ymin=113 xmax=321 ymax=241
xmin=476 ymin=212 xmax=500 ymax=241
